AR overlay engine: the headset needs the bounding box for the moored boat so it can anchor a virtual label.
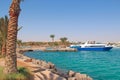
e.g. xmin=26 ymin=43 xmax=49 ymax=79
xmin=70 ymin=41 xmax=113 ymax=51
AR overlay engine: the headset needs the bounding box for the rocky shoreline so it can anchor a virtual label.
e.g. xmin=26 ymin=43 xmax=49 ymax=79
xmin=18 ymin=50 xmax=93 ymax=80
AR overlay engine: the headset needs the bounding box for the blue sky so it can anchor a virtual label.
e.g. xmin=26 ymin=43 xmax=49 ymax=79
xmin=0 ymin=0 xmax=120 ymax=42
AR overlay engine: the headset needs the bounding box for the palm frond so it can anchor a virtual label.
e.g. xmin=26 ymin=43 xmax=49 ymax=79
xmin=17 ymin=26 xmax=22 ymax=31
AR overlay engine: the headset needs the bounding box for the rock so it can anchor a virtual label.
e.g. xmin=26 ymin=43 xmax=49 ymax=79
xmin=36 ymin=60 xmax=41 ymax=65
xmin=68 ymin=77 xmax=76 ymax=80
xmin=48 ymin=62 xmax=55 ymax=69
xmin=75 ymin=73 xmax=92 ymax=80
xmin=39 ymin=70 xmax=67 ymax=80
xmin=68 ymin=70 xmax=76 ymax=77
xmin=32 ymin=59 xmax=36 ymax=64
xmin=24 ymin=58 xmax=32 ymax=62
xmin=75 ymin=73 xmax=83 ymax=80
xmin=19 ymin=50 xmax=24 ymax=54
xmin=18 ymin=51 xmax=92 ymax=80
xmin=53 ymin=69 xmax=68 ymax=78
xmin=41 ymin=61 xmax=50 ymax=68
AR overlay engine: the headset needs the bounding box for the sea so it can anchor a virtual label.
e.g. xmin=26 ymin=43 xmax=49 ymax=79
xmin=24 ymin=48 xmax=120 ymax=80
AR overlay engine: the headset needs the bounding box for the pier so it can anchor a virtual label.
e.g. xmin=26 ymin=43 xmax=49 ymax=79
xmin=43 ymin=48 xmax=77 ymax=52
xmin=17 ymin=46 xmax=77 ymax=52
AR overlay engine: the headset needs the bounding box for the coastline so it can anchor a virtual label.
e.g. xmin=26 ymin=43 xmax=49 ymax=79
xmin=17 ymin=50 xmax=93 ymax=80
xmin=18 ymin=46 xmax=77 ymax=52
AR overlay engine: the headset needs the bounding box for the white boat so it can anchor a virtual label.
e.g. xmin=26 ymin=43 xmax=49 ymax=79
xmin=70 ymin=41 xmax=113 ymax=51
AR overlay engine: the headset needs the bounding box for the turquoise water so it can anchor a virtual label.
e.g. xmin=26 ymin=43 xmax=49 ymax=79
xmin=24 ymin=48 xmax=120 ymax=80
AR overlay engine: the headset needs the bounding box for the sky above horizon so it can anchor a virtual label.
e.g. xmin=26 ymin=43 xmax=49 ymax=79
xmin=0 ymin=0 xmax=120 ymax=42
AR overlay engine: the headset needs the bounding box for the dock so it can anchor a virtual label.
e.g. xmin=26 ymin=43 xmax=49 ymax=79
xmin=17 ymin=46 xmax=77 ymax=52
xmin=43 ymin=47 xmax=77 ymax=52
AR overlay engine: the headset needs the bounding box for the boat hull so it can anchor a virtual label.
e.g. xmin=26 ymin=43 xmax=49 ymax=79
xmin=76 ymin=47 xmax=113 ymax=51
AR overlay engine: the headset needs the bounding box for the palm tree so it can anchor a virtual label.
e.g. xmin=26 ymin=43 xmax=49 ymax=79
xmin=50 ymin=34 xmax=55 ymax=42
xmin=60 ymin=37 xmax=68 ymax=46
xmin=0 ymin=16 xmax=22 ymax=56
xmin=4 ymin=0 xmax=22 ymax=74
xmin=60 ymin=37 xmax=67 ymax=43
xmin=0 ymin=16 xmax=9 ymax=56
xmin=0 ymin=35 xmax=2 ymax=54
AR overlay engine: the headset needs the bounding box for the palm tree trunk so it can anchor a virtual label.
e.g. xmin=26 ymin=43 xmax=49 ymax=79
xmin=4 ymin=0 xmax=21 ymax=74
xmin=52 ymin=38 xmax=54 ymax=42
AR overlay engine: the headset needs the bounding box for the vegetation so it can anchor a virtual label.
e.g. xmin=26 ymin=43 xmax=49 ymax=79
xmin=60 ymin=37 xmax=67 ymax=43
xmin=60 ymin=37 xmax=70 ymax=47
xmin=0 ymin=66 xmax=32 ymax=80
xmin=0 ymin=16 xmax=22 ymax=56
xmin=21 ymin=41 xmax=71 ymax=47
xmin=0 ymin=16 xmax=9 ymax=56
xmin=50 ymin=34 xmax=55 ymax=42
xmin=4 ymin=0 xmax=22 ymax=74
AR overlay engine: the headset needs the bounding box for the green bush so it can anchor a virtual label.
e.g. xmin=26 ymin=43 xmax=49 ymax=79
xmin=0 ymin=66 xmax=33 ymax=80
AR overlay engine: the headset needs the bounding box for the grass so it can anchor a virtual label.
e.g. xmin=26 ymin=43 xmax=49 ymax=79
xmin=0 ymin=55 xmax=5 ymax=58
xmin=0 ymin=66 xmax=33 ymax=80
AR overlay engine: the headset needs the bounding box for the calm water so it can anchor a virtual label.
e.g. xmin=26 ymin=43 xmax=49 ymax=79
xmin=24 ymin=48 xmax=120 ymax=80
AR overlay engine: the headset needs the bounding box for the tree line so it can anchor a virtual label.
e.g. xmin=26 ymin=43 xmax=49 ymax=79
xmin=17 ymin=35 xmax=70 ymax=48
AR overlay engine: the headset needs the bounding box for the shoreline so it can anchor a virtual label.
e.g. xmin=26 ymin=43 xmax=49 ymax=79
xmin=18 ymin=46 xmax=77 ymax=52
xmin=17 ymin=50 xmax=93 ymax=80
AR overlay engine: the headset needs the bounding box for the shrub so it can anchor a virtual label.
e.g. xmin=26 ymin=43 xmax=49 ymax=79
xmin=0 ymin=66 xmax=33 ymax=80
